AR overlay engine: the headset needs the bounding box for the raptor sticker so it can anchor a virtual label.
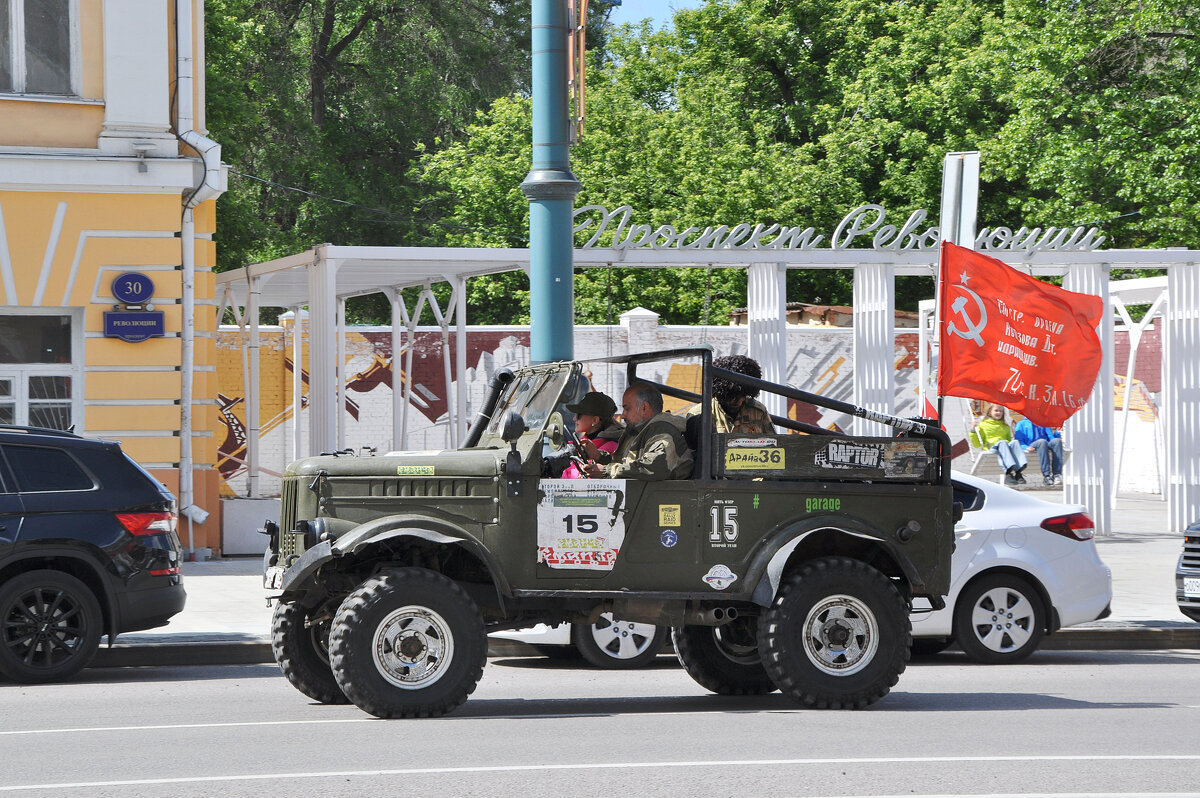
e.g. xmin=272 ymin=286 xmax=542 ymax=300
xmin=536 ymin=479 xmax=627 ymax=571
xmin=660 ymin=529 xmax=678 ymax=548
xmin=815 ymin=441 xmax=885 ymax=470
xmin=702 ymin=564 xmax=739 ymax=591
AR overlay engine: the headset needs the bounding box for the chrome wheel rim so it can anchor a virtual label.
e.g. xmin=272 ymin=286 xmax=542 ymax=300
xmin=802 ymin=594 xmax=879 ymax=676
xmin=372 ymin=605 xmax=454 ymax=689
xmin=969 ymin=587 xmax=1035 ymax=654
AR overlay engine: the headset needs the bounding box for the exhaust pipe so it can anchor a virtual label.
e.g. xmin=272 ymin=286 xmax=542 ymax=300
xmin=685 ymin=606 xmax=740 ymax=625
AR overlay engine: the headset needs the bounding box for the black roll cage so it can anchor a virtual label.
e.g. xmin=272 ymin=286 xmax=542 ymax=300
xmin=586 ymin=347 xmax=952 ymax=485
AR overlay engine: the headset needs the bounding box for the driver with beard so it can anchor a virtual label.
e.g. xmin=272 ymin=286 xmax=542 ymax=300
xmin=581 ymin=383 xmax=693 ymax=480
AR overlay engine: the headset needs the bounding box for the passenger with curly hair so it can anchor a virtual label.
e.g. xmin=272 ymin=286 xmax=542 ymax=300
xmin=686 ymin=354 xmax=776 ymax=436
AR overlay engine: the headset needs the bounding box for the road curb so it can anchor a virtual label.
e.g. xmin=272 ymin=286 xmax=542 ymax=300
xmin=89 ymin=626 xmax=1200 ymax=671
xmin=94 ymin=641 xmax=274 ymax=668
xmin=1043 ymin=625 xmax=1200 ymax=651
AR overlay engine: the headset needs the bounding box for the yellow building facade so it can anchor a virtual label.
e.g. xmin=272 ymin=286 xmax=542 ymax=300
xmin=1 ymin=1 xmax=225 ymax=552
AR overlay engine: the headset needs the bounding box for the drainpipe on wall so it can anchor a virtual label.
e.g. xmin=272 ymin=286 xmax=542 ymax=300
xmin=176 ymin=0 xmax=226 ymax=556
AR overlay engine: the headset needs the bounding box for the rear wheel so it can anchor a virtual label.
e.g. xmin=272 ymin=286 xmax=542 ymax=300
xmin=271 ymin=600 xmax=348 ymax=704
xmin=573 ymin=614 xmax=667 ymax=669
xmin=0 ymin=570 xmax=102 ymax=684
xmin=329 ymin=568 xmax=486 ymax=718
xmin=759 ymin=557 xmax=910 ymax=709
xmin=672 ymin=615 xmax=778 ymax=695
xmin=953 ymin=573 xmax=1045 ymax=664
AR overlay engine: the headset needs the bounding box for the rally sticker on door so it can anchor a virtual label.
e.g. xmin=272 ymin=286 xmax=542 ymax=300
xmin=536 ymin=479 xmax=627 ymax=570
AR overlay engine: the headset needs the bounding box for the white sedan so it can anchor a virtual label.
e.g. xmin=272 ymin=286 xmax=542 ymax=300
xmin=910 ymin=470 xmax=1112 ymax=663
xmin=492 ymin=471 xmax=1113 ymax=666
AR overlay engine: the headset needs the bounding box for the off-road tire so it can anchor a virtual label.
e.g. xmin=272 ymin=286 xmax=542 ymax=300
xmin=573 ymin=614 xmax=667 ymax=669
xmin=0 ymin=570 xmax=102 ymax=684
xmin=953 ymin=573 xmax=1045 ymax=664
xmin=672 ymin=615 xmax=778 ymax=695
xmin=329 ymin=568 xmax=486 ymax=718
xmin=271 ymin=600 xmax=348 ymax=704
xmin=759 ymin=557 xmax=910 ymax=709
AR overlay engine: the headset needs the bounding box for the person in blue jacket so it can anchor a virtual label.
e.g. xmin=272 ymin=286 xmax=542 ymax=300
xmin=1014 ymin=418 xmax=1064 ymax=487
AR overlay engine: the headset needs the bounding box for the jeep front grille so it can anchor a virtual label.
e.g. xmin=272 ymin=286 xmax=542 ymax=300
xmin=279 ymin=479 xmax=298 ymax=560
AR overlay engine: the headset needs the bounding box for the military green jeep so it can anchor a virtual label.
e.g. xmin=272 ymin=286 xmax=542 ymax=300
xmin=263 ymin=348 xmax=955 ymax=718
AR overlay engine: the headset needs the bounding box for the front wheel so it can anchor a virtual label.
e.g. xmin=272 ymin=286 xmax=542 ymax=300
xmin=0 ymin=570 xmax=103 ymax=684
xmin=329 ymin=568 xmax=486 ymax=718
xmin=673 ymin=615 xmax=778 ymax=695
xmin=573 ymin=614 xmax=667 ymax=669
xmin=758 ymin=557 xmax=910 ymax=709
xmin=953 ymin=573 xmax=1045 ymax=664
xmin=271 ymin=600 xmax=348 ymax=704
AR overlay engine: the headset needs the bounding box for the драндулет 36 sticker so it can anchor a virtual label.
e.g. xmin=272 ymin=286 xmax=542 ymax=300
xmin=725 ymin=447 xmax=784 ymax=470
xmin=702 ymin=565 xmax=739 ymax=590
xmin=661 ymin=529 xmax=678 ymax=548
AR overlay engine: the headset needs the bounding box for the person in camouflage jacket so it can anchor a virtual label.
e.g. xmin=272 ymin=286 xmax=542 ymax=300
xmin=583 ymin=384 xmax=693 ymax=480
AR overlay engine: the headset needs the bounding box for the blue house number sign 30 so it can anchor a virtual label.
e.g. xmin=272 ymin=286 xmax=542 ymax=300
xmin=112 ymin=272 xmax=155 ymax=304
xmin=104 ymin=272 xmax=165 ymax=343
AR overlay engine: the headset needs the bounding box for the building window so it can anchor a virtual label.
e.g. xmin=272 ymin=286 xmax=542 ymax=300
xmin=0 ymin=312 xmax=80 ymax=431
xmin=0 ymin=0 xmax=74 ymax=96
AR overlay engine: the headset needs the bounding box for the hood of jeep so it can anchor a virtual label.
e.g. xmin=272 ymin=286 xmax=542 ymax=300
xmin=285 ymin=448 xmax=504 ymax=478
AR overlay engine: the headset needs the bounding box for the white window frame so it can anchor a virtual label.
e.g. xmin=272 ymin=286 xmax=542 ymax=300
xmin=0 ymin=307 xmax=84 ymax=432
xmin=1 ymin=0 xmax=81 ymax=97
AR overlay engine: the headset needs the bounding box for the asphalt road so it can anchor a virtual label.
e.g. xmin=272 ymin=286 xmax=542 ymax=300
xmin=4 ymin=650 xmax=1200 ymax=798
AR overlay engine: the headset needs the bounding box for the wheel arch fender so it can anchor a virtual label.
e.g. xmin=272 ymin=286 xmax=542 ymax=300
xmin=281 ymin=515 xmax=509 ymax=611
xmin=0 ymin=548 xmax=119 ymax=642
xmin=747 ymin=514 xmax=928 ymax=608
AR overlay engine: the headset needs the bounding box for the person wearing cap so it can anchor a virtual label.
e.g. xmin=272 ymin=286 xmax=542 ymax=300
xmin=561 ymin=391 xmax=622 ymax=479
xmin=686 ymin=354 xmax=776 ymax=436
xmin=582 ymin=384 xmax=692 ymax=480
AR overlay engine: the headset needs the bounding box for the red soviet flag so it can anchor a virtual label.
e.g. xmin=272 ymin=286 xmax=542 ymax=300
xmin=936 ymin=241 xmax=1104 ymax=427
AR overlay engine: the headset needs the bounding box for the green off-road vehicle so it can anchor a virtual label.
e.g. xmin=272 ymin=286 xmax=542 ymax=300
xmin=263 ymin=348 xmax=955 ymax=718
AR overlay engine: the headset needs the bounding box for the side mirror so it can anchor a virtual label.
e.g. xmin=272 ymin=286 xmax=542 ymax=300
xmin=501 ymin=410 xmax=527 ymax=443
xmin=501 ymin=410 xmax=527 ymax=498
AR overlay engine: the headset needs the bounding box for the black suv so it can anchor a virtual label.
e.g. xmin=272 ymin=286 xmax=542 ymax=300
xmin=0 ymin=426 xmax=185 ymax=682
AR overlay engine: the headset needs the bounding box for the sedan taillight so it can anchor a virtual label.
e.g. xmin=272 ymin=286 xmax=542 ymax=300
xmin=116 ymin=511 xmax=177 ymax=536
xmin=1041 ymin=512 xmax=1095 ymax=541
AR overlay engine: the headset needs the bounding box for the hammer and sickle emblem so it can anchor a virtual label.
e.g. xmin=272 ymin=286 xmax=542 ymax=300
xmin=947 ymin=286 xmax=987 ymax=347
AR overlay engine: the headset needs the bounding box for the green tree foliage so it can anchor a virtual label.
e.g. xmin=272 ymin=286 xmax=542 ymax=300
xmin=206 ymin=0 xmax=531 ymax=320
xmin=211 ymin=0 xmax=1199 ymax=324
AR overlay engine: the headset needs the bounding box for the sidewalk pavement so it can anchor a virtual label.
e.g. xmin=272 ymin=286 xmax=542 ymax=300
xmin=93 ymin=491 xmax=1199 ymax=669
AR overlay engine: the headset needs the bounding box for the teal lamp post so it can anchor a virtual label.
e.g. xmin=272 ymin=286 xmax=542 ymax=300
xmin=521 ymin=0 xmax=581 ymax=363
